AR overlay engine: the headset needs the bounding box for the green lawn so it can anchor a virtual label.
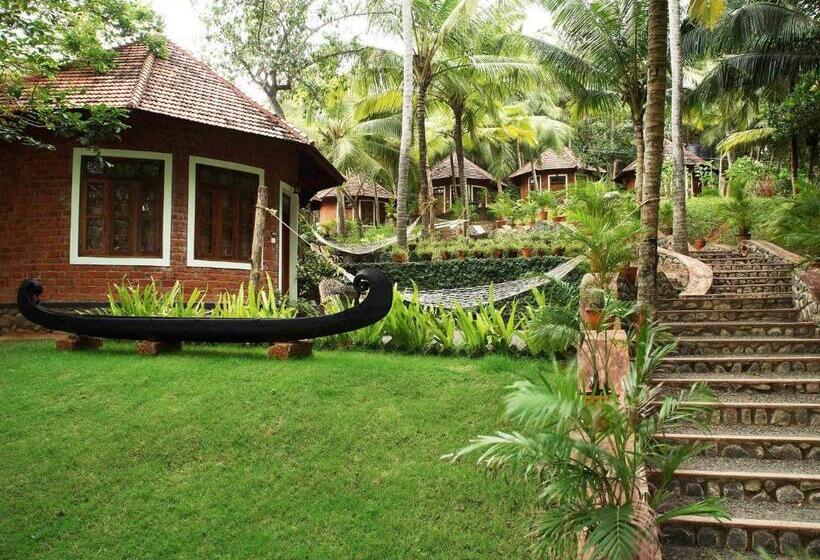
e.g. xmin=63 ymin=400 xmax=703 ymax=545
xmin=0 ymin=342 xmax=538 ymax=559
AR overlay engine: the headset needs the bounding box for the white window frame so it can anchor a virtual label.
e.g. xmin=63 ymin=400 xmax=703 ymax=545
xmin=547 ymin=173 xmax=569 ymax=190
xmin=278 ymin=183 xmax=298 ymax=301
xmin=528 ymin=175 xmax=542 ymax=193
xmin=187 ymin=156 xmax=264 ymax=270
xmin=70 ymin=148 xmax=173 ymax=266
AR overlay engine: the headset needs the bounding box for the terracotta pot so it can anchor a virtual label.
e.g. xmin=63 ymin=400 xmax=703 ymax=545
xmin=392 ymin=253 xmax=408 ymax=263
xmin=457 ymin=249 xmax=467 ymax=260
xmin=521 ymin=247 xmax=533 ymax=258
xmin=693 ymin=238 xmax=706 ymax=250
xmin=620 ymin=266 xmax=637 ymax=285
xmin=495 ymin=219 xmax=504 ymax=228
xmin=552 ymin=215 xmax=566 ymax=223
xmin=539 ymin=210 xmax=548 ymax=221
xmin=441 ymin=251 xmax=452 ymax=260
xmin=584 ymin=308 xmax=602 ymax=330
xmin=493 ymin=249 xmax=504 ymax=258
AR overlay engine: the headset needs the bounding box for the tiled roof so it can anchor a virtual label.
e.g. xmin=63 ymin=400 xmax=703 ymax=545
xmin=311 ymin=176 xmax=394 ymax=202
xmin=429 ymin=156 xmax=495 ymax=184
xmin=19 ymin=41 xmax=311 ymax=145
xmin=619 ymin=140 xmax=707 ymax=174
xmin=509 ymin=147 xmax=602 ymax=179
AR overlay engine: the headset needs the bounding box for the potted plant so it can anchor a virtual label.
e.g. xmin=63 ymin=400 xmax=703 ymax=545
xmin=491 ymin=240 xmax=505 ymax=259
xmin=415 ymin=243 xmax=433 ymax=261
xmin=721 ymin=180 xmax=754 ymax=243
xmin=581 ymin=287 xmax=606 ymax=330
xmin=521 ymin=245 xmax=533 ymax=258
xmin=534 ymin=190 xmax=558 ymax=222
xmin=489 ymin=192 xmax=515 ymax=228
xmin=392 ymin=246 xmax=409 ymax=263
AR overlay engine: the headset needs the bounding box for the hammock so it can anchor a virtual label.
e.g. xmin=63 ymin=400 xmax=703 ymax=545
xmin=334 ymin=255 xmax=583 ymax=309
xmin=311 ymin=218 xmax=466 ymax=255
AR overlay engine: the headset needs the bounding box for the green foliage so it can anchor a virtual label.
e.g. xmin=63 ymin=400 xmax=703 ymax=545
xmin=211 ymin=275 xmax=296 ymax=319
xmin=571 ymin=115 xmax=635 ymax=173
xmin=487 ymin=191 xmax=516 ymax=219
xmin=721 ymin=179 xmax=755 ymax=237
xmin=767 ymin=182 xmax=820 ymax=259
xmin=105 ymin=279 xmax=206 ymax=317
xmin=297 ymin=239 xmax=342 ymax=300
xmin=1 ymin=0 xmax=164 ymax=148
xmin=345 ymin=256 xmax=583 ymax=291
xmin=447 ymin=323 xmax=726 ymax=560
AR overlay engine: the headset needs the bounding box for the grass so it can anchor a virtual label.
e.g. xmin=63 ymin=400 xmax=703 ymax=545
xmin=0 ymin=342 xmax=539 ymax=559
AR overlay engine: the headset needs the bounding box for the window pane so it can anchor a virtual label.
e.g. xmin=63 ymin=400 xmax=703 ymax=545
xmin=86 ymin=182 xmax=105 ymax=215
xmin=140 ymin=220 xmax=158 ymax=253
xmin=196 ymin=190 xmax=213 ymax=256
xmin=239 ymin=194 xmax=254 ymax=259
xmin=220 ymin=192 xmax=235 ymax=257
xmin=113 ymin=218 xmax=130 ymax=252
xmin=113 ymin=183 xmax=131 ymax=216
xmin=85 ymin=218 xmax=103 ymax=251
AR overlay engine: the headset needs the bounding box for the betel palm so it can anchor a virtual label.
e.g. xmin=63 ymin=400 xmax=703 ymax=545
xmin=447 ymin=323 xmax=726 ymax=560
xmin=530 ymin=0 xmax=649 ymax=197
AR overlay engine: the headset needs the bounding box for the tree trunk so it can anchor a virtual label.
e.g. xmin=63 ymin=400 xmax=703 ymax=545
xmin=669 ymin=0 xmax=688 ymax=254
xmin=417 ymin=80 xmax=432 ymax=235
xmin=638 ymin=0 xmax=668 ymax=307
xmin=249 ymin=183 xmax=269 ymax=288
xmin=336 ymin=186 xmax=347 ymax=236
xmin=395 ymin=0 xmax=414 ymax=250
xmin=808 ymin=135 xmax=817 ymax=182
xmin=790 ymin=132 xmax=799 ymax=194
xmin=496 ymin=177 xmax=503 ymax=193
xmin=454 ymin=106 xmax=469 ymax=236
xmin=633 ymin=116 xmax=645 ymax=202
xmin=531 ymin=162 xmax=539 ymax=192
xmin=718 ymin=155 xmax=726 ymax=196
xmin=449 ymin=152 xmax=457 ymax=213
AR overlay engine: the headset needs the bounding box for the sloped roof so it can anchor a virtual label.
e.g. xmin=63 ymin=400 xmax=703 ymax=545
xmin=618 ymin=140 xmax=707 ymax=176
xmin=14 ymin=40 xmax=344 ymax=187
xmin=429 ymin=156 xmax=495 ymax=185
xmin=509 ymin=147 xmax=602 ymax=179
xmin=311 ymin=176 xmax=394 ymax=203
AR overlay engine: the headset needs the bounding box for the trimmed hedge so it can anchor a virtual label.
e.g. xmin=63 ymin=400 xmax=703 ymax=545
xmin=345 ymin=256 xmax=585 ymax=290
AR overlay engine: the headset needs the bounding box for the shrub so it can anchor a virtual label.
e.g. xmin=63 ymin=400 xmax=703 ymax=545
xmin=766 ymin=182 xmax=820 ymax=259
xmin=211 ymin=275 xmax=296 ymax=318
xmin=106 ymin=280 xmax=206 ymax=317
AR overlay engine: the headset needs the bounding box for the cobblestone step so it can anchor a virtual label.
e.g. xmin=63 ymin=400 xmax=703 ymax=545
xmin=712 ymin=269 xmax=793 ymax=280
xmin=675 ymin=336 xmax=820 ymax=355
xmin=662 ymin=321 xmax=816 ymax=337
xmin=661 ymin=544 xmax=786 ymax=559
xmin=656 ymin=308 xmax=799 ymax=323
xmin=656 ymin=391 xmax=819 ymax=428
xmin=659 ymin=354 xmax=820 ymax=374
xmin=652 ymin=374 xmax=820 ymax=395
xmin=660 ymin=425 xmax=820 ymax=461
xmin=660 ymin=499 xmax=820 ymax=555
xmin=710 ymin=284 xmax=793 ymax=295
xmin=659 ymin=294 xmax=795 ymax=310
xmin=709 ymin=264 xmax=794 ymax=273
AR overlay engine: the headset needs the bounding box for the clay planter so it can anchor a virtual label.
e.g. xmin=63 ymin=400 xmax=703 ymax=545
xmin=495 ymin=219 xmax=505 ymax=228
xmin=441 ymin=251 xmax=452 ymax=260
xmin=521 ymin=247 xmax=533 ymax=258
xmin=693 ymin=238 xmax=706 ymax=250
xmin=457 ymin=249 xmax=467 ymax=260
xmin=393 ymin=252 xmax=408 ymax=263
xmin=493 ymin=249 xmax=504 ymax=259
xmin=539 ymin=210 xmax=548 ymax=221
xmin=536 ymin=247 xmax=548 ymax=257
xmin=620 ymin=266 xmax=637 ymax=285
xmin=584 ymin=308 xmax=602 ymax=330
xmin=552 ymin=215 xmax=566 ymax=223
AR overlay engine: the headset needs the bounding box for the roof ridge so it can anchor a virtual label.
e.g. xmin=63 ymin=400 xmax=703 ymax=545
xmin=128 ymin=49 xmax=156 ymax=108
xmin=165 ymin=40 xmax=311 ymax=145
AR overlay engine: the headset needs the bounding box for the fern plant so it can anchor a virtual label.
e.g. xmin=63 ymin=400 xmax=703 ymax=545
xmin=211 ymin=274 xmax=296 ymax=319
xmin=106 ymin=279 xmax=206 ymax=317
xmin=446 ymin=322 xmax=726 ymax=560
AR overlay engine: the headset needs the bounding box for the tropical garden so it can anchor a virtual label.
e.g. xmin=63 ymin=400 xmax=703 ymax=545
xmin=1 ymin=0 xmax=819 ymax=559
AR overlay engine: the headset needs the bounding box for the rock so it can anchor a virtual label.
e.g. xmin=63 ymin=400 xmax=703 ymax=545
xmin=685 ymin=483 xmax=704 ymax=498
xmin=318 ymin=278 xmax=356 ymax=304
xmin=770 ymin=409 xmax=792 ymax=426
xmin=806 ymin=447 xmax=820 ymax=460
xmin=809 ymin=492 xmax=820 ymax=506
xmin=509 ymin=333 xmax=527 ymax=353
xmin=743 ymin=480 xmax=762 ymax=492
xmin=800 ymin=481 xmax=820 ymax=491
xmin=706 ymin=481 xmax=722 ymax=497
xmin=726 ymin=528 xmax=748 ymax=551
xmin=723 ymin=408 xmax=738 ymax=425
xmin=770 ymin=444 xmax=803 ymax=460
xmin=722 ymin=444 xmax=748 ymax=458
xmin=662 ymin=527 xmax=695 ymax=547
xmin=776 ymin=485 xmax=804 ymax=504
xmin=724 ymin=481 xmax=744 ymax=499
xmin=751 ymin=530 xmax=777 ymax=554
xmin=740 ymin=409 xmax=753 ymax=424
xmin=696 ymin=527 xmax=720 ymax=548
xmin=779 ymin=531 xmax=801 ymax=554
xmin=764 ymin=480 xmax=778 ymax=492
xmin=750 ymin=491 xmax=770 ymax=502
xmin=754 ymin=409 xmax=768 ymax=425
xmin=807 ymin=537 xmax=820 ymax=557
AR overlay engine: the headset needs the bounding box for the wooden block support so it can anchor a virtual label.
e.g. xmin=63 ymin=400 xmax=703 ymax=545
xmin=136 ymin=340 xmax=182 ymax=356
xmin=55 ymin=335 xmax=103 ymax=351
xmin=268 ymin=340 xmax=313 ymax=360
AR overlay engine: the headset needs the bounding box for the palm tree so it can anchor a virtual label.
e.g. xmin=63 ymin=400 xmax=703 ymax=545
xmin=396 ymin=0 xmax=414 ymax=249
xmin=669 ymin=0 xmax=688 ymax=254
xmin=531 ymin=0 xmax=649 ymax=197
xmin=638 ymin=0 xmax=669 ymax=305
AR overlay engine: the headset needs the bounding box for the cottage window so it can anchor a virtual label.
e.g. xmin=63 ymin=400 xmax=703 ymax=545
xmin=193 ymin=164 xmax=257 ymax=262
xmin=547 ymin=174 xmax=568 ymax=190
xmin=78 ymin=156 xmax=164 ymax=257
xmin=528 ymin=175 xmax=541 ymax=192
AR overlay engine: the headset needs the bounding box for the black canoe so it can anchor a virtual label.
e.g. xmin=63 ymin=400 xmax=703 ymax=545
xmin=17 ymin=268 xmax=392 ymax=343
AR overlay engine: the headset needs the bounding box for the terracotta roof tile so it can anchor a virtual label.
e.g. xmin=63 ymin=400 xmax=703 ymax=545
xmin=509 ymin=147 xmax=603 ymax=179
xmin=311 ymin=176 xmax=394 ymax=202
xmin=429 ymin=156 xmax=495 ymax=184
xmin=619 ymin=139 xmax=706 ymax=174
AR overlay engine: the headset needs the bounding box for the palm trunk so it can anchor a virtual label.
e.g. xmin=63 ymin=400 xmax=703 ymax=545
xmin=395 ymin=0 xmax=414 ymax=249
xmin=249 ymin=183 xmax=269 ymax=288
xmin=808 ymin=135 xmax=817 ymax=182
xmin=790 ymin=132 xmax=799 ymax=194
xmin=336 ymin=187 xmax=347 ymax=236
xmin=718 ymin=155 xmax=726 ymax=196
xmin=454 ymin=106 xmax=469 ymax=235
xmin=669 ymin=0 xmax=688 ymax=254
xmin=633 ymin=115 xmax=645 ymax=201
xmin=638 ymin=0 xmax=668 ymax=307
xmin=417 ymin=79 xmax=432 ymax=235
xmin=449 ymin=152 xmax=457 ymax=213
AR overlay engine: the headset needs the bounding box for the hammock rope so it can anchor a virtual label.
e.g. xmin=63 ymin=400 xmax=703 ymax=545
xmin=310 ymin=217 xmax=466 ymax=255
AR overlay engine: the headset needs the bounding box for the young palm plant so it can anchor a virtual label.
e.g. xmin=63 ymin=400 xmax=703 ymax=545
xmin=446 ymin=322 xmax=726 ymax=560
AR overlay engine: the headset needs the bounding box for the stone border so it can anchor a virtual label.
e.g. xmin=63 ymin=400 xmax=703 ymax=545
xmin=658 ymin=247 xmax=714 ymax=297
xmin=747 ymin=240 xmax=819 ymax=325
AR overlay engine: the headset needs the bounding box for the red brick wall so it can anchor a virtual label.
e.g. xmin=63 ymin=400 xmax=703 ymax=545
xmin=0 ymin=111 xmax=306 ymax=303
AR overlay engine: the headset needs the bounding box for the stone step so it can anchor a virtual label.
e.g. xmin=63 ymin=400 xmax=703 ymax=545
xmin=652 ymin=374 xmax=820 ymax=395
xmin=662 ymin=321 xmax=816 ymax=337
xmin=712 ymin=269 xmax=793 ymax=280
xmin=663 ymin=457 xmax=820 ymax=507
xmin=657 ymin=391 xmax=819 ymax=428
xmin=710 ymin=283 xmax=793 ymax=295
xmin=656 ymin=308 xmax=799 ymax=323
xmin=659 ymin=425 xmax=820 ymax=461
xmin=659 ymin=354 xmax=820 ymax=375
xmin=710 ymin=264 xmax=794 ymax=273
xmin=660 ymin=544 xmax=787 ymax=559
xmin=661 ymin=499 xmax=820 ymax=555
xmin=675 ymin=336 xmax=820 ymax=356
xmin=660 ymin=294 xmax=795 ymax=311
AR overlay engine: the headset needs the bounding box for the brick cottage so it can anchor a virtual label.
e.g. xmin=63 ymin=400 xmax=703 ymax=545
xmin=0 ymin=41 xmax=343 ymax=331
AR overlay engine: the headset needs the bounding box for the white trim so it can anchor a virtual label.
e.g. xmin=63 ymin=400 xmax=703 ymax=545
xmin=547 ymin=173 xmax=568 ymax=190
xmin=278 ymin=183 xmax=298 ymax=300
xmin=186 ymin=156 xmax=264 ymax=270
xmin=70 ymin=148 xmax=172 ymax=266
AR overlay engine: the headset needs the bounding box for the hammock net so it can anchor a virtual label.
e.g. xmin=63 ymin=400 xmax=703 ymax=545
xmin=311 ymin=218 xmax=466 ymax=255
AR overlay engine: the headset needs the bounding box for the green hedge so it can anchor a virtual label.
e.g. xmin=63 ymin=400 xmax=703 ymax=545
xmin=345 ymin=256 xmax=584 ymax=290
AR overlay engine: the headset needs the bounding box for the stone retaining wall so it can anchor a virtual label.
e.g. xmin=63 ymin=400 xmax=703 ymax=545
xmin=747 ymin=240 xmax=819 ymax=324
xmin=0 ymin=306 xmax=46 ymax=336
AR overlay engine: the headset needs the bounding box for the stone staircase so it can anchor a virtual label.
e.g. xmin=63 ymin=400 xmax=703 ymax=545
xmin=654 ymin=249 xmax=820 ymax=559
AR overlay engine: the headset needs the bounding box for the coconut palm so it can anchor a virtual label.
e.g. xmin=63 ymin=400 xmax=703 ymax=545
xmin=530 ymin=0 xmax=649 ymax=198
xmin=396 ymin=0 xmax=414 ymax=249
xmin=669 ymin=0 xmax=688 ymax=253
